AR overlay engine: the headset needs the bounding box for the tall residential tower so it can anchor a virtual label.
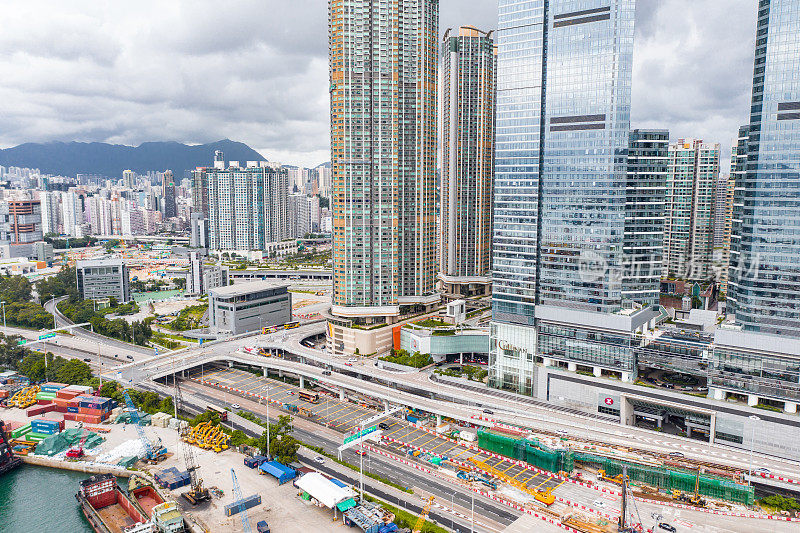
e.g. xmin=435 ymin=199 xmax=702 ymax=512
xmin=327 ymin=0 xmax=439 ymax=356
xmin=439 ymin=26 xmax=497 ymax=300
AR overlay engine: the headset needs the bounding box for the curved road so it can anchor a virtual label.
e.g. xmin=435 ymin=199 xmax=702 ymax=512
xmin=46 ymin=296 xmax=155 ymax=358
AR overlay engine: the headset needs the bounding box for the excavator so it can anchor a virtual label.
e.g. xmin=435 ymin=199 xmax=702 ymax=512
xmin=672 ymin=470 xmax=706 ymax=507
xmin=412 ymin=496 xmax=435 ymax=533
xmin=598 ymin=469 xmax=625 ymax=485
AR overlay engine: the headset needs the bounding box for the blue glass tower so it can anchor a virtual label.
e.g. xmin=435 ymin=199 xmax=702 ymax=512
xmin=727 ymin=0 xmax=800 ymax=338
xmin=490 ymin=0 xmax=653 ymax=395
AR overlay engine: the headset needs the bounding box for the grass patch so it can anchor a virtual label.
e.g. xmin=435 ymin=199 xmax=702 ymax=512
xmin=414 ymin=318 xmax=450 ymax=328
xmin=150 ymin=333 xmax=180 ymax=349
xmin=379 ymin=350 xmax=432 ymax=368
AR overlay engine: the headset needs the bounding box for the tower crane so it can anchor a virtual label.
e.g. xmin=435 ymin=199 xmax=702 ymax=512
xmin=231 ymin=468 xmax=253 ymax=533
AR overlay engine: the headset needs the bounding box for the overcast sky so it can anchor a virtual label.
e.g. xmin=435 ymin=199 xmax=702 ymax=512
xmin=0 ymin=0 xmax=756 ymax=169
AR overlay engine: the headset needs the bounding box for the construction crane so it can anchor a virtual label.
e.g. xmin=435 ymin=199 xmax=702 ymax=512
xmin=412 ymin=496 xmax=435 ymax=533
xmin=123 ymin=390 xmax=166 ymax=463
xmin=231 ymin=468 xmax=253 ymax=533
xmin=618 ymin=467 xmax=644 ymax=533
xmin=672 ymin=469 xmax=707 ymax=507
xmin=173 ymin=379 xmax=210 ymax=505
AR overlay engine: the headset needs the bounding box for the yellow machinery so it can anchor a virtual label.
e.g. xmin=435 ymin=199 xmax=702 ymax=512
xmin=597 ymin=469 xmax=624 ymax=485
xmin=182 ymin=421 xmax=229 ymax=453
xmin=412 ymin=496 xmax=435 ymax=533
xmin=469 ymin=457 xmax=555 ymax=506
xmin=671 ymin=471 xmax=706 ymax=507
xmin=8 ymin=386 xmax=40 ymax=408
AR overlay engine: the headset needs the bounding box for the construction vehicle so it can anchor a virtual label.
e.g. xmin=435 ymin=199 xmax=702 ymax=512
xmin=66 ymin=425 xmax=90 ymax=459
xmin=174 ymin=379 xmax=211 ymax=505
xmin=8 ymin=386 xmax=40 ymax=408
xmin=412 ymin=496 xmax=435 ymax=533
xmin=598 ymin=469 xmax=625 ymax=485
xmin=123 ymin=391 xmax=167 ymax=463
xmin=618 ymin=466 xmax=644 ymax=533
xmin=671 ymin=470 xmax=706 ymax=507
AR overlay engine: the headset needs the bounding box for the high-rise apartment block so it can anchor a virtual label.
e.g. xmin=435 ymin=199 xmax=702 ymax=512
xmin=290 ymin=194 xmax=320 ymax=238
xmin=76 ymin=258 xmax=131 ymax=303
xmin=663 ymin=139 xmax=720 ymax=281
xmin=162 ymin=170 xmax=177 ymax=219
xmin=0 ymin=200 xmax=42 ymax=245
xmin=326 ymin=0 xmax=439 ymax=356
xmin=490 ymin=0 xmax=661 ymax=396
xmin=713 ymin=0 xmax=800 ymax=414
xmin=439 ymin=26 xmax=496 ymax=300
xmin=206 ymin=160 xmax=290 ymax=252
xmin=623 ymin=129 xmax=669 ymax=306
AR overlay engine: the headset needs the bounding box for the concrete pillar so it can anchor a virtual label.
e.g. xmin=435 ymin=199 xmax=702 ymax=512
xmin=278 ymin=370 xmax=283 ymax=378
xmin=542 ymin=357 xmax=552 ymax=368
xmin=657 ymin=417 xmax=662 ymax=429
xmin=459 ymin=353 xmax=463 ymax=365
xmin=299 ymin=376 xmax=305 ymax=389
xmin=228 ymin=361 xmax=233 ymax=368
xmin=748 ymin=394 xmax=758 ymax=407
xmin=593 ymin=367 xmax=602 ymax=378
xmin=687 ymin=426 xmax=692 ymax=438
xmin=712 ymin=388 xmax=725 ymax=401
xmin=621 ymin=372 xmax=631 ymax=383
xmin=785 ymin=402 xmax=797 ymax=414
xmin=568 ymin=362 xmax=577 ymax=372
xmin=436 ymin=414 xmax=442 ymax=426
xmin=339 ymin=389 xmax=345 ymax=401
xmin=383 ymin=399 xmax=389 ymax=412
xmin=263 ymin=367 xmax=268 ymax=377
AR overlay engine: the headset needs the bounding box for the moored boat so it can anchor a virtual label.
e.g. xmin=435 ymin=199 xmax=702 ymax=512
xmin=76 ymin=473 xmax=153 ymax=533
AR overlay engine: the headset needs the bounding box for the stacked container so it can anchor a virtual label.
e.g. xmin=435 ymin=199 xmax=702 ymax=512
xmin=154 ymin=467 xmax=191 ymax=490
xmin=151 ymin=412 xmax=172 ymax=428
xmin=30 ymin=419 xmax=64 ymax=435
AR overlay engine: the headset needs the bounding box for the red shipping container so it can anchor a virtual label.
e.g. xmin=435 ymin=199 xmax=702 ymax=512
xmin=63 ymin=413 xmax=77 ymax=421
xmin=55 ymin=405 xmax=67 ymax=413
xmin=56 ymin=390 xmax=80 ymax=399
xmin=0 ymin=390 xmax=9 ymax=399
xmin=37 ymin=399 xmax=53 ymax=405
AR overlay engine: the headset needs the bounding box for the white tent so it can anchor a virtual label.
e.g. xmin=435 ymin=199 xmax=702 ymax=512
xmin=295 ymin=472 xmax=355 ymax=509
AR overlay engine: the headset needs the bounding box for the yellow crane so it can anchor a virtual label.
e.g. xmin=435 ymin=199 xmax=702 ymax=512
xmin=413 ymin=496 xmax=435 ymax=533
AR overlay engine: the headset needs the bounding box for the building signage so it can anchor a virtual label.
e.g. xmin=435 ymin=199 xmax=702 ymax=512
xmin=343 ymin=425 xmax=378 ymax=446
xmin=38 ymin=333 xmax=56 ymax=340
xmin=498 ymin=340 xmax=529 ymax=355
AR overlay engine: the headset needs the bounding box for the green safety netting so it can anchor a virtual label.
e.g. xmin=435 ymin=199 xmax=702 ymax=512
xmin=336 ymin=498 xmax=357 ymax=512
xmin=34 ymin=428 xmax=105 ymax=457
xmin=477 ymin=429 xmax=574 ymax=473
xmin=572 ymin=452 xmax=754 ymax=505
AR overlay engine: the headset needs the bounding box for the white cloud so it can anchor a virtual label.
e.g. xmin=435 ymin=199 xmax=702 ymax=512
xmin=0 ymin=0 xmax=759 ymax=169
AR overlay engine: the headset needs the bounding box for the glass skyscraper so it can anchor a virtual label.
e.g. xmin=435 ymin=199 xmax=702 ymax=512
xmin=490 ymin=0 xmax=658 ymax=395
xmin=727 ymin=0 xmax=800 ymax=338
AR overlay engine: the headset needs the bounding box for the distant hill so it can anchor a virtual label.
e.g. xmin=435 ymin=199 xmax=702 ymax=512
xmin=0 ymin=139 xmax=267 ymax=178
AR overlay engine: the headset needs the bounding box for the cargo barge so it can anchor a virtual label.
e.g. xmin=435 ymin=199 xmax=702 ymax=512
xmin=76 ymin=473 xmax=152 ymax=533
xmin=0 ymin=419 xmax=23 ymax=476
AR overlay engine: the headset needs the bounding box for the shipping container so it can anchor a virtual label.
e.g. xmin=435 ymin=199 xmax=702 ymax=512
xmin=224 ymin=494 xmax=262 ymax=516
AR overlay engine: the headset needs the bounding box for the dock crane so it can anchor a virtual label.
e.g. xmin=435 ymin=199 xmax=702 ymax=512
xmin=231 ymin=468 xmax=253 ymax=533
xmin=173 ymin=379 xmax=210 ymax=505
xmin=412 ymin=496 xmax=435 ymax=533
xmin=123 ymin=390 xmax=166 ymax=463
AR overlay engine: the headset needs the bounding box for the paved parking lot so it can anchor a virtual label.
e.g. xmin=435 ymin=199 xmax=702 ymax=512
xmin=192 ymin=366 xmax=388 ymax=434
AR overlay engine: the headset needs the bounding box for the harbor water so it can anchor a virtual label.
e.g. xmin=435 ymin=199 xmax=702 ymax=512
xmin=0 ymin=464 xmax=93 ymax=533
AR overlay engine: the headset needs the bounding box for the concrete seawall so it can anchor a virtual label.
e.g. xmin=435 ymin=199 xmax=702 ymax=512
xmin=21 ymin=455 xmax=133 ymax=477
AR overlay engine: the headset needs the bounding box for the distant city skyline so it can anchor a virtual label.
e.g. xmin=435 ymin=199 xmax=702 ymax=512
xmin=0 ymin=1 xmax=757 ymax=168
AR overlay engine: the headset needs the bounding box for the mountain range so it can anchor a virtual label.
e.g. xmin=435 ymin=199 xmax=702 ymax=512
xmin=0 ymin=139 xmax=266 ymax=178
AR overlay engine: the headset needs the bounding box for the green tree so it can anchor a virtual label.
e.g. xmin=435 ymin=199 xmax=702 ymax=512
xmin=258 ymin=415 xmax=299 ymax=464
xmin=0 ymin=276 xmax=32 ymax=303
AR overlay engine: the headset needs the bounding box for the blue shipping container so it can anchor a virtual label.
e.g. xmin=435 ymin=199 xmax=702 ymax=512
xmin=224 ymin=494 xmax=261 ymax=516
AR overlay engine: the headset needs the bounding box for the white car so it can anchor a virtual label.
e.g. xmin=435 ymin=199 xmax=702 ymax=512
xmin=231 ymin=404 xmax=240 ymax=409
xmin=347 ymin=358 xmax=357 ymax=363
xmin=314 ymin=456 xmax=325 ymax=464
xmin=593 ymin=500 xmax=606 ymax=508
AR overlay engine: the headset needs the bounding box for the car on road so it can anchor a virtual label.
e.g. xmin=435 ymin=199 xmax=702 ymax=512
xmin=322 ymin=370 xmax=332 ymax=376
xmin=482 ymin=409 xmax=494 ymax=414
xmin=592 ymin=500 xmax=606 ymax=508
xmin=231 ymin=404 xmax=240 ymax=409
xmin=755 ymin=468 xmax=770 ymax=475
xmin=126 ymin=355 xmax=134 ymax=360
xmin=378 ymin=422 xmax=390 ymax=430
xmin=83 ymin=358 xmax=92 ymax=363
xmin=344 ymin=363 xmax=353 ymax=366
xmin=347 ymin=358 xmax=357 ymax=363
xmin=314 ymin=456 xmax=325 ymax=464
xmin=668 ymin=451 xmax=684 ymax=458
xmin=355 ymin=448 xmax=367 ymax=456
xmin=658 ymin=523 xmax=676 ymax=532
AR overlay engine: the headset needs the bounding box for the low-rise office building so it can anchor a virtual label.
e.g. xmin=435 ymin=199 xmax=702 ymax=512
xmin=209 ymin=280 xmax=292 ymax=336
xmin=76 ymin=258 xmax=131 ymax=303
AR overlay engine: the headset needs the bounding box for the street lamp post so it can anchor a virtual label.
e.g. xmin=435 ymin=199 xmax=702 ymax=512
xmin=0 ymin=301 xmax=6 ymax=329
xmin=748 ymin=414 xmax=760 ymax=486
xmin=50 ymin=296 xmax=56 ymax=329
xmin=261 ymin=385 xmax=271 ymax=460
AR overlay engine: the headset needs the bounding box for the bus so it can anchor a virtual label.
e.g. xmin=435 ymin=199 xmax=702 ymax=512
xmin=298 ymin=391 xmax=319 ymax=404
xmin=262 ymin=325 xmax=280 ymax=334
xmin=284 ymin=321 xmax=300 ymax=330
xmin=206 ymin=404 xmax=228 ymax=422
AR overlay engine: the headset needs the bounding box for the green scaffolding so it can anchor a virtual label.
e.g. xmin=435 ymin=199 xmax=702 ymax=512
xmin=478 ymin=429 xmax=574 ymax=473
xmin=573 ymin=452 xmax=754 ymax=506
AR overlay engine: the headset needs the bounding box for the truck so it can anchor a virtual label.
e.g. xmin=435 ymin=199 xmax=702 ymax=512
xmin=256 ymin=521 xmax=270 ymax=533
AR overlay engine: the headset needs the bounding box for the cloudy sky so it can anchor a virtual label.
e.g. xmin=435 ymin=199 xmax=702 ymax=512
xmin=0 ymin=0 xmax=756 ymax=169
